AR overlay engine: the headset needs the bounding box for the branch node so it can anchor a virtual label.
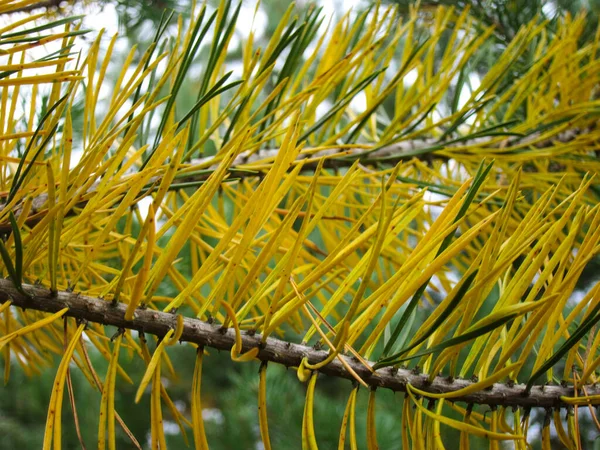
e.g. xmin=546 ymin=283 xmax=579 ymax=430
xmin=110 ymin=328 xmax=125 ymax=341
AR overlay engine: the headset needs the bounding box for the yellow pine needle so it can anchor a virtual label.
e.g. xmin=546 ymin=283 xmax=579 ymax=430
xmin=553 ymin=409 xmax=576 ymax=449
xmin=567 ymin=410 xmax=580 ymax=450
xmin=513 ymin=408 xmax=527 ymax=450
xmin=166 ymin=314 xmax=185 ymax=346
xmin=161 ymin=383 xmax=191 ymax=445
xmin=134 ymin=329 xmax=173 ymax=404
xmin=191 ymin=349 xmax=209 ymax=450
xmin=85 ymin=331 xmax=133 ymax=385
xmin=356 ymin=211 xmax=501 ymax=353
xmin=206 ymin=129 xmax=305 ymax=318
xmin=304 ymin=300 xmax=372 ymax=373
xmin=0 ymin=301 xmax=12 ymax=315
xmin=258 ymin=362 xmax=272 ymax=450
xmin=417 ymin=363 xmax=521 ymax=401
xmin=0 ymin=132 xmax=51 ymax=143
xmin=402 ymin=393 xmax=412 ymax=449
xmin=46 ymin=162 xmax=57 ymax=293
xmin=297 ymin=359 xmax=312 ymax=384
xmin=301 ymin=193 xmax=423 ymax=343
xmin=459 ymin=407 xmax=471 ymax=450
xmin=243 ymin=129 xmax=313 ymax=334
xmin=232 ymin=195 xmax=306 ymax=319
xmin=150 ymin=132 xmax=252 ymax=311
xmin=42 ymin=322 xmax=85 ymax=450
xmin=150 ymin=356 xmax=166 ymax=450
xmin=98 ymin=333 xmax=122 ymax=450
xmin=302 ymin=371 xmax=319 ymax=450
xmin=0 ymin=72 xmax=82 ymax=86
xmin=300 ymin=302 xmax=367 ymax=388
xmin=406 ymin=384 xmax=524 ymax=441
xmin=337 ymin=175 xmax=398 ymax=351
xmin=220 ymin=300 xmax=259 ymax=362
xmin=125 ymin=202 xmax=156 ymax=320
xmin=542 ymin=417 xmax=551 ymax=450
xmin=338 ymin=386 xmax=358 ymax=450
xmin=114 ymin=134 xmax=185 ymax=300
xmin=3 ymin=307 xmax=9 ymax=385
xmin=561 ymin=393 xmax=600 ymax=406
xmin=0 ymin=12 xmax=46 ymax=33
xmin=366 ymin=388 xmax=379 ymax=450
xmin=290 ymin=275 xmax=346 ymax=371
xmin=0 ymin=308 xmax=68 ymax=352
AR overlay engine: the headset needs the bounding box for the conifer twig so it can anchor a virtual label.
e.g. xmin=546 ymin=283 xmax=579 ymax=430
xmin=0 ymin=124 xmax=593 ymax=233
xmin=0 ymin=279 xmax=596 ymax=409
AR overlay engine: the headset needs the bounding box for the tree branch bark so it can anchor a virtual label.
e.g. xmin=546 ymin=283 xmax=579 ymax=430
xmin=1 ymin=125 xmax=594 ymax=233
xmin=0 ymin=279 xmax=595 ymax=409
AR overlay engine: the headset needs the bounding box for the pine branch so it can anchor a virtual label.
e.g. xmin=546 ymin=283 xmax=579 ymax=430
xmin=0 ymin=125 xmax=593 ymax=233
xmin=193 ymin=124 xmax=589 ymax=169
xmin=0 ymin=278 xmax=594 ymax=409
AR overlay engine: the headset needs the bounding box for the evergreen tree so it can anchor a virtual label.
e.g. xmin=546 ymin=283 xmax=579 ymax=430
xmin=0 ymin=0 xmax=600 ymax=448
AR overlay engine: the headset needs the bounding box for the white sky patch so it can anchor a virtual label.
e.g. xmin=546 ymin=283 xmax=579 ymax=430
xmin=138 ymin=19 xmax=158 ymax=41
xmin=227 ymin=60 xmax=245 ymax=80
xmin=202 ymin=407 xmax=224 ymax=424
xmin=468 ymin=73 xmax=481 ymax=91
xmin=163 ymin=421 xmax=181 ymax=435
xmin=229 ymin=32 xmax=242 ymax=53
xmin=349 ymin=91 xmax=367 ymax=114
xmin=137 ymin=195 xmax=154 ymax=221
xmin=442 ymin=158 xmax=470 ymax=182
xmin=568 ymin=288 xmax=590 ymax=307
xmin=85 ymin=3 xmax=120 ymax=37
xmin=456 ymin=73 xmax=482 ymax=118
xmin=527 ymin=421 xmax=542 ymax=443
xmin=69 ymin=149 xmax=84 ymax=169
xmin=423 ymin=190 xmax=445 ymax=222
xmin=315 ymin=100 xmax=333 ymax=121
xmin=239 ymin=2 xmax=267 ymax=41
xmin=319 ymin=0 xmax=370 ymax=20
xmin=403 ymin=68 xmax=419 ymax=87
xmin=113 ymin=33 xmax=132 ymax=55
xmin=542 ymin=2 xmax=557 ymax=18
xmin=428 ymin=274 xmax=450 ymax=299
xmin=432 ymin=107 xmax=443 ymax=124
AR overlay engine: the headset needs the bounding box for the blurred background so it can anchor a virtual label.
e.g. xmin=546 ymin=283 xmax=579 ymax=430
xmin=1 ymin=0 xmax=600 ymax=448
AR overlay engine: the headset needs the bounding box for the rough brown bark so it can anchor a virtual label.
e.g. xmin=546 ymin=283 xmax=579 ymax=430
xmin=0 ymin=279 xmax=596 ymax=408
